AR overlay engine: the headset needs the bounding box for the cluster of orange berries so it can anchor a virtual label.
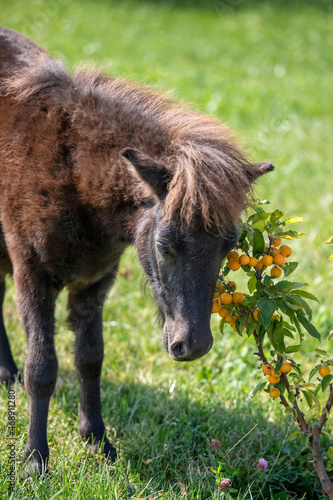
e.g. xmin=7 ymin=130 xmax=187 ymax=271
xmin=263 ymin=363 xmax=331 ymax=400
xmin=212 ymin=281 xmax=245 ymax=331
xmin=226 ymin=239 xmax=293 ymax=279
xmin=262 ymin=362 xmax=292 ymax=398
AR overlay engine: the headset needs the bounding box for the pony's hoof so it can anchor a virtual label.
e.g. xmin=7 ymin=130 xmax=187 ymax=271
xmin=0 ymin=366 xmax=20 ymax=385
xmin=22 ymin=450 xmax=48 ymax=478
xmin=88 ymin=437 xmax=117 ymax=462
xmin=103 ymin=439 xmax=117 ymax=462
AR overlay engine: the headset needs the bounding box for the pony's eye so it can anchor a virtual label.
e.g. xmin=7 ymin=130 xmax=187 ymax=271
xmin=157 ymin=245 xmax=175 ymax=260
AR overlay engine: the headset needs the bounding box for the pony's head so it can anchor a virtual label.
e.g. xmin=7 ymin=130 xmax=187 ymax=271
xmin=122 ymin=142 xmax=273 ymax=362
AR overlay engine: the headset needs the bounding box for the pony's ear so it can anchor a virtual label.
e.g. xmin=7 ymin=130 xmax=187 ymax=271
xmin=246 ymin=161 xmax=274 ymax=182
xmin=121 ymin=148 xmax=171 ymax=198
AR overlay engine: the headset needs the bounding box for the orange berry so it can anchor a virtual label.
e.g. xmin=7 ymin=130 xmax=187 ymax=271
xmin=225 ymin=314 xmax=233 ymax=323
xmin=232 ymin=292 xmax=245 ymax=304
xmin=256 ymin=260 xmax=264 ymax=271
xmin=212 ymin=299 xmax=221 ymax=313
xmin=280 ymin=362 xmax=292 ymax=374
xmin=228 ymin=281 xmax=237 ymax=292
xmin=262 ymin=364 xmax=273 ymax=376
xmin=221 ymin=292 xmax=233 ymax=305
xmin=253 ymin=308 xmax=260 ymax=322
xmin=218 ymin=283 xmax=226 ymax=292
xmin=319 ymin=366 xmax=331 ymax=377
xmin=239 ymin=254 xmax=250 ymax=266
xmin=228 ymin=259 xmax=241 ymax=271
xmin=219 ymin=307 xmax=229 ymax=318
xmin=270 ymin=266 xmax=282 ymax=278
xmin=280 ymin=245 xmax=292 ymax=258
xmin=262 ymin=255 xmax=273 ymax=266
xmin=272 ymin=238 xmax=282 ymax=248
xmin=214 ymin=292 xmax=220 ymax=299
xmin=269 ymin=388 xmax=280 ymax=398
xmin=249 ymin=257 xmax=258 ymax=267
xmin=273 ymin=254 xmax=286 ymax=266
xmin=270 ymin=247 xmax=280 ymax=257
xmin=228 ymin=251 xmax=239 ymax=260
xmin=268 ymin=374 xmax=280 ymax=385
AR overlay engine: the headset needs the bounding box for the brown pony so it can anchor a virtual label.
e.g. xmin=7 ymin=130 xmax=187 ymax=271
xmin=0 ymin=26 xmax=273 ymax=475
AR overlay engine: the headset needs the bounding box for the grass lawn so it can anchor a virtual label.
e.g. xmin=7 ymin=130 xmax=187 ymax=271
xmin=1 ymin=1 xmax=333 ymax=498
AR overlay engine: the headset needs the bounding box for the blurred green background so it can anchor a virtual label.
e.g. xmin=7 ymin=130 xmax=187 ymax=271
xmin=1 ymin=1 xmax=333 ymax=498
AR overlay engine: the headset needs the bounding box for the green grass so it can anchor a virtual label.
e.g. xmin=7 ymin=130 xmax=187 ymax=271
xmin=1 ymin=1 xmax=333 ymax=498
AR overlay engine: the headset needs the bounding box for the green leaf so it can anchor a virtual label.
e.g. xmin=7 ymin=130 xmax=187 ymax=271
xmin=276 ymin=298 xmax=288 ymax=312
xmin=264 ymin=274 xmax=272 ymax=288
xmin=259 ymin=296 xmax=276 ymax=329
xmin=327 ymin=447 xmax=333 ymax=462
xmin=276 ymin=380 xmax=286 ymax=394
xmin=277 ymin=229 xmax=306 ymax=239
xmin=219 ymin=319 xmax=225 ymax=335
xmin=325 ymin=235 xmax=333 ymax=244
xmin=283 ymin=262 xmax=299 ymax=278
xmin=283 ymin=328 xmax=294 ymax=339
xmin=307 ymin=389 xmax=320 ymax=406
xmin=285 ymin=344 xmax=302 ymax=353
xmin=273 ymin=320 xmax=286 ymax=354
xmin=289 ymin=290 xmax=319 ymax=302
xmin=288 ymin=430 xmax=301 ymax=441
xmin=321 ymin=374 xmax=333 ymax=393
xmin=288 ymin=391 xmax=296 ymax=404
xmin=287 ymin=294 xmax=313 ymax=320
xmin=252 ymin=228 xmax=265 ymax=257
xmin=275 ymin=360 xmax=282 ymax=374
xmin=301 ymin=389 xmax=313 ymax=408
xmin=285 ymin=309 xmax=302 ymax=334
xmin=296 ymin=311 xmax=321 ymax=341
xmin=300 ymin=435 xmax=309 ymax=447
xmin=283 ymin=216 xmax=305 ymax=225
xmin=248 ymin=212 xmax=272 ymax=224
xmin=270 ymin=209 xmax=286 ymax=224
xmin=315 ymin=348 xmax=328 ymax=357
xmin=250 ymin=382 xmax=268 ymax=399
xmin=247 ymin=276 xmax=257 ymax=294
xmin=275 ymin=281 xmax=307 ymax=292
xmin=309 ymin=365 xmax=321 ymax=381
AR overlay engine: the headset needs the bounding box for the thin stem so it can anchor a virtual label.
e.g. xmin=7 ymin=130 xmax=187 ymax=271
xmin=252 ymin=333 xmax=333 ymax=498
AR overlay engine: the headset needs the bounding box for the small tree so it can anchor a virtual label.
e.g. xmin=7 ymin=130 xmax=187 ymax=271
xmin=212 ymin=201 xmax=333 ymax=498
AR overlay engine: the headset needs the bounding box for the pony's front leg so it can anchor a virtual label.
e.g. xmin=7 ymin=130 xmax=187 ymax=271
xmin=0 ymin=273 xmax=20 ymax=383
xmin=13 ymin=264 xmax=58 ymax=476
xmin=68 ymin=271 xmax=117 ymax=462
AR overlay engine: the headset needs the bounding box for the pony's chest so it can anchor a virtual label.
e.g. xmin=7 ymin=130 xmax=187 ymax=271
xmin=33 ymin=212 xmax=128 ymax=287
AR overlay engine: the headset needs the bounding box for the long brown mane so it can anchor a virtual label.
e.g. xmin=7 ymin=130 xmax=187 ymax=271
xmin=2 ymin=57 xmax=266 ymax=229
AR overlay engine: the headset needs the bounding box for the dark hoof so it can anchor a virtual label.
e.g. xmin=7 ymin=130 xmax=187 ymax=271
xmin=22 ymin=449 xmax=48 ymax=478
xmin=87 ymin=437 xmax=117 ymax=462
xmin=0 ymin=366 xmax=21 ymax=385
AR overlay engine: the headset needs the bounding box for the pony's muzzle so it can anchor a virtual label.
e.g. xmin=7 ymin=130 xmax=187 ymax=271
xmin=168 ymin=330 xmax=214 ymax=362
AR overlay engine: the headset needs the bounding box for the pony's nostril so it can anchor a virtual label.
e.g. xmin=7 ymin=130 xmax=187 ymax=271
xmin=171 ymin=341 xmax=186 ymax=358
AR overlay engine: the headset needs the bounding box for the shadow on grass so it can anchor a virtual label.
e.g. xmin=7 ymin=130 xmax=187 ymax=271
xmin=49 ymin=366 xmax=324 ymax=499
xmin=86 ymin=0 xmax=333 ymax=13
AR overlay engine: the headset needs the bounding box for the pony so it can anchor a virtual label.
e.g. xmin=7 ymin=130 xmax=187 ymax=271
xmin=0 ymin=26 xmax=273 ymax=475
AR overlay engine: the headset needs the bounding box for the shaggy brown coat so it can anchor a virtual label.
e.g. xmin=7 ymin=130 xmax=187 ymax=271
xmin=0 ymin=26 xmax=273 ymax=475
